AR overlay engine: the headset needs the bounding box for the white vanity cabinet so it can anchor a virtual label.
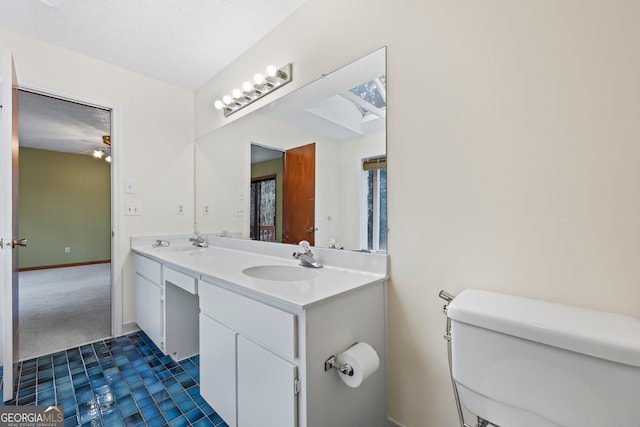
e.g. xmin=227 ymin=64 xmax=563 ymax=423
xmin=132 ymin=238 xmax=387 ymax=427
xmin=198 ymin=275 xmax=386 ymax=427
xmin=134 ymin=253 xmax=199 ymax=361
xmin=199 ymin=278 xmax=299 ymax=427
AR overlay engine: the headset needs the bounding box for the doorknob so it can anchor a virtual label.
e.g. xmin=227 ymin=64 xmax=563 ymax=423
xmin=12 ymin=238 xmax=27 ymax=248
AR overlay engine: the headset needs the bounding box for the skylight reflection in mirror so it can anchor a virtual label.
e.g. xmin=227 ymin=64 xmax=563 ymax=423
xmin=348 ymin=75 xmax=386 ymax=112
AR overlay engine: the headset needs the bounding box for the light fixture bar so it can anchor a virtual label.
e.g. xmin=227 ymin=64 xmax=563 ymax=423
xmin=214 ymin=63 xmax=293 ymax=117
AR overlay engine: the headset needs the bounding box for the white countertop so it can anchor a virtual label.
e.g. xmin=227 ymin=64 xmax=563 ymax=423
xmin=132 ymin=237 xmax=387 ymax=309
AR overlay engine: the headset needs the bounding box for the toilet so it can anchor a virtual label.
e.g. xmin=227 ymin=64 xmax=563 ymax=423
xmin=445 ymin=289 xmax=640 ymax=427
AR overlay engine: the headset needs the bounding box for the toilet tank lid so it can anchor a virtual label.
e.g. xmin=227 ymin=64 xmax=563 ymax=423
xmin=447 ymin=289 xmax=640 ymax=367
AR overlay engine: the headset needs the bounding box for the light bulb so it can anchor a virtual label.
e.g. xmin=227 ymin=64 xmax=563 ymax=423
xmin=213 ymin=100 xmax=223 ymax=110
xmin=93 ymin=150 xmax=103 ymax=158
xmin=105 ymin=155 xmax=111 ymax=163
xmin=232 ymin=88 xmax=242 ymax=99
xmin=253 ymin=73 xmax=264 ymax=85
xmin=266 ymin=65 xmax=277 ymax=77
xmin=222 ymin=95 xmax=232 ymax=105
xmin=242 ymin=81 xmax=253 ymax=92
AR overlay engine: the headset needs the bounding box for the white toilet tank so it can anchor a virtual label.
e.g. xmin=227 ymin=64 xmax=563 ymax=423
xmin=446 ymin=289 xmax=640 ymax=427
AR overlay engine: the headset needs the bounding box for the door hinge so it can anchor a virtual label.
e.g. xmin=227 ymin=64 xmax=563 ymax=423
xmin=294 ymin=378 xmax=301 ymax=394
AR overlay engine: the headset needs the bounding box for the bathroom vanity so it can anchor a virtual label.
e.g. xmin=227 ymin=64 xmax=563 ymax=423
xmin=133 ymin=253 xmax=200 ymax=361
xmin=132 ymin=236 xmax=388 ymax=427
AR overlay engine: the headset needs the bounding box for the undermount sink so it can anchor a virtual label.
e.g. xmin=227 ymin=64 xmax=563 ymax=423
xmin=242 ymin=265 xmax=319 ymax=282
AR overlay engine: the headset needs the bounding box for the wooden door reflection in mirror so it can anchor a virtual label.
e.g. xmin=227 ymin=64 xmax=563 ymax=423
xmin=282 ymin=143 xmax=315 ymax=245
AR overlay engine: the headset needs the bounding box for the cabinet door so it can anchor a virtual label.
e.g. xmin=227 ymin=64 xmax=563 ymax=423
xmin=237 ymin=335 xmax=298 ymax=427
xmin=135 ymin=273 xmax=163 ymax=351
xmin=200 ymin=314 xmax=237 ymax=427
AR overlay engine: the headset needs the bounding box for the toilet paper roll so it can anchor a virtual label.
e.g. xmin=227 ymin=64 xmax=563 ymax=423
xmin=336 ymin=342 xmax=380 ymax=388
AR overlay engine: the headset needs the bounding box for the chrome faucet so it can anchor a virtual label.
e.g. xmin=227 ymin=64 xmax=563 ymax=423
xmin=152 ymin=239 xmax=170 ymax=248
xmin=293 ymin=240 xmax=323 ymax=268
xmin=189 ymin=231 xmax=208 ymax=247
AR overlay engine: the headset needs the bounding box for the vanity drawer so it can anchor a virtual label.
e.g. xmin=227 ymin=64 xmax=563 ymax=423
xmin=165 ymin=266 xmax=197 ymax=294
xmin=199 ymin=280 xmax=296 ymax=360
xmin=135 ymin=254 xmax=162 ymax=285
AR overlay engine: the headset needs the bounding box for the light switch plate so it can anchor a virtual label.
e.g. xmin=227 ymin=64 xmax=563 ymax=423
xmin=125 ymin=180 xmax=137 ymax=194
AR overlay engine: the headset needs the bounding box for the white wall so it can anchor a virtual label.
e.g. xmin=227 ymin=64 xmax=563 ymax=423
xmin=0 ymin=28 xmax=195 ymax=329
xmin=196 ymin=1 xmax=640 ymax=425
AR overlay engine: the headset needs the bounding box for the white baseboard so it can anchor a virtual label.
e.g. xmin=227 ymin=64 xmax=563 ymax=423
xmin=122 ymin=321 xmax=140 ymax=335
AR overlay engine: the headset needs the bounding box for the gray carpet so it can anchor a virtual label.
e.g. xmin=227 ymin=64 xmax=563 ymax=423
xmin=18 ymin=263 xmax=111 ymax=361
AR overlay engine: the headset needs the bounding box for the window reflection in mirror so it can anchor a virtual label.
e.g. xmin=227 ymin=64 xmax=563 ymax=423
xmin=363 ymin=156 xmax=387 ymax=251
xmin=195 ymin=47 xmax=386 ymax=252
xmin=250 ymin=145 xmax=283 ymax=242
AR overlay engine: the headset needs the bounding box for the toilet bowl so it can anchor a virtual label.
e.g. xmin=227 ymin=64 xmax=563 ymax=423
xmin=445 ymin=289 xmax=640 ymax=427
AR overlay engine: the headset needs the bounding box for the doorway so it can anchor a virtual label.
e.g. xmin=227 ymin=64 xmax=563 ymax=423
xmin=250 ymin=143 xmax=316 ymax=245
xmin=17 ymin=89 xmax=112 ymax=360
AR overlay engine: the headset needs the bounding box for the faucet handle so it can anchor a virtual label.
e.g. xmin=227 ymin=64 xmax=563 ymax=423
xmin=298 ymin=240 xmax=311 ymax=253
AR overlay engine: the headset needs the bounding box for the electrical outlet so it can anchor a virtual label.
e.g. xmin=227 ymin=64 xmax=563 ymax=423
xmin=203 ymin=205 xmax=210 ymax=215
xmin=236 ymin=207 xmax=245 ymax=216
xmin=64 ymin=247 xmax=71 ymax=253
xmin=177 ymin=203 xmax=185 ymax=215
xmin=125 ymin=203 xmax=141 ymax=216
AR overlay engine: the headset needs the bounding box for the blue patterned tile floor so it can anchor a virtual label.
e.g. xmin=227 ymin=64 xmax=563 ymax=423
xmin=1 ymin=332 xmax=229 ymax=427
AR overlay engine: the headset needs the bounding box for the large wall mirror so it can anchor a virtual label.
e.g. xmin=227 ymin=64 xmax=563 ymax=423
xmin=195 ymin=47 xmax=386 ymax=251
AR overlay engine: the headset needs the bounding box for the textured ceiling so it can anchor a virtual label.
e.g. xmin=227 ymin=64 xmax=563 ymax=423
xmin=0 ymin=0 xmax=307 ymax=90
xmin=18 ymin=90 xmax=111 ymax=155
xmin=1 ymin=0 xmax=307 ymax=155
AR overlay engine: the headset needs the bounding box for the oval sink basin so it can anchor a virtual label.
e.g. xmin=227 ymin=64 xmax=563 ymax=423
xmin=242 ymin=265 xmax=318 ymax=282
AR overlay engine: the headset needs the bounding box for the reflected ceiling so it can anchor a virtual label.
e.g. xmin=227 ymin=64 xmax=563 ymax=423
xmin=257 ymin=48 xmax=386 ymax=141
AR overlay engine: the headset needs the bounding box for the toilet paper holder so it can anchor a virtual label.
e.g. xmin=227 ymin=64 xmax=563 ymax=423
xmin=324 ymin=342 xmax=357 ymax=376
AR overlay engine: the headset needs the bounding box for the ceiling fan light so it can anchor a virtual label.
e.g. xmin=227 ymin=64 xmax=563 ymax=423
xmin=105 ymin=155 xmax=112 ymax=163
xmin=93 ymin=150 xmax=104 ymax=158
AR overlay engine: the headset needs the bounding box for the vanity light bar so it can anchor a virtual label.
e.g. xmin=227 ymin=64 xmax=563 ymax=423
xmin=213 ymin=63 xmax=293 ymax=117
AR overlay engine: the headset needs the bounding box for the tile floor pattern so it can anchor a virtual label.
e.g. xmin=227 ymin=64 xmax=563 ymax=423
xmin=1 ymin=332 xmax=229 ymax=427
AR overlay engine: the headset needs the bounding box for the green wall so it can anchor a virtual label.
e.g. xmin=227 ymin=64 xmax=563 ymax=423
xmin=18 ymin=147 xmax=111 ymax=269
xmin=251 ymin=157 xmax=283 ymax=242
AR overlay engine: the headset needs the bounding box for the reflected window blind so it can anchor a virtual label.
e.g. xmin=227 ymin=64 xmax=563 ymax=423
xmin=363 ymin=156 xmax=387 ymax=170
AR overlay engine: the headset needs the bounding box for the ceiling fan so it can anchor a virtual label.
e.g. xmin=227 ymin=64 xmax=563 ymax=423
xmin=75 ymin=135 xmax=111 ymax=162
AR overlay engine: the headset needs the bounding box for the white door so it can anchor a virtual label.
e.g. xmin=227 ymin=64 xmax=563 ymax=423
xmin=1 ymin=49 xmax=21 ymax=403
